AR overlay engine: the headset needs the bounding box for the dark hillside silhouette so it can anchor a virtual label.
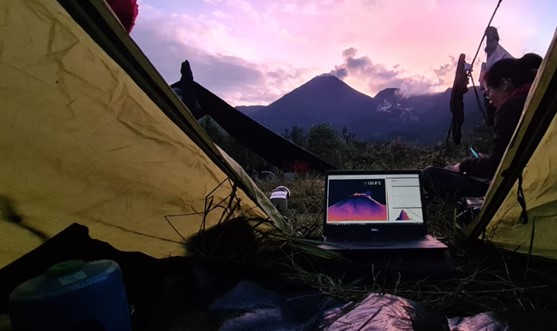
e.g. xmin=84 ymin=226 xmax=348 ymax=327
xmin=240 ymin=75 xmax=485 ymax=144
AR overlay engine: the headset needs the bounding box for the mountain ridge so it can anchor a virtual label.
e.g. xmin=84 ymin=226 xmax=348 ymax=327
xmin=236 ymin=75 xmax=484 ymax=144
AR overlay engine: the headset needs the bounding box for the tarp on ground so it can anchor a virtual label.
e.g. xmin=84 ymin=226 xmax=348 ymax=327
xmin=2 ymin=226 xmax=556 ymax=331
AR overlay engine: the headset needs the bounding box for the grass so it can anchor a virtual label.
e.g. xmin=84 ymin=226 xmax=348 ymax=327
xmin=251 ymin=152 xmax=557 ymax=319
xmin=186 ymin=125 xmax=557 ymax=320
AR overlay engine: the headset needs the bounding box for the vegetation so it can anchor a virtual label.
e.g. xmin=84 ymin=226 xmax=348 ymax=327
xmin=201 ymin=117 xmax=490 ymax=172
xmin=196 ymin=119 xmax=557 ymax=319
xmin=253 ymin=175 xmax=557 ymax=318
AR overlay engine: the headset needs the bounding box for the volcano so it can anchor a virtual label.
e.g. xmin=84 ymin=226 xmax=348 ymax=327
xmin=327 ymin=192 xmax=387 ymax=221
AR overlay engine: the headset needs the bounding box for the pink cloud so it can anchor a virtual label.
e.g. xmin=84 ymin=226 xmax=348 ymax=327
xmin=133 ymin=0 xmax=556 ymax=105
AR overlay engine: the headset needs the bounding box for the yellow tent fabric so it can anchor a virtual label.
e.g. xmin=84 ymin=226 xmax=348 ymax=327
xmin=467 ymin=29 xmax=557 ymax=259
xmin=0 ymin=0 xmax=282 ymax=268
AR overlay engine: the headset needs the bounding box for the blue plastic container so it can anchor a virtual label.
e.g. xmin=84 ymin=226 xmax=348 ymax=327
xmin=9 ymin=259 xmax=132 ymax=331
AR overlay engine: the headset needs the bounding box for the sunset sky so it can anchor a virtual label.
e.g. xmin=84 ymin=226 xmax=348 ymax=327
xmin=130 ymin=0 xmax=556 ymax=106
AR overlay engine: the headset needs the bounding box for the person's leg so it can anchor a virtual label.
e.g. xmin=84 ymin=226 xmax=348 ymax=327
xmin=422 ymin=166 xmax=490 ymax=200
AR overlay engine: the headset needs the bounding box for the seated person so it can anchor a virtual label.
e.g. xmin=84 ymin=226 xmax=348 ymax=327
xmin=422 ymin=53 xmax=543 ymax=200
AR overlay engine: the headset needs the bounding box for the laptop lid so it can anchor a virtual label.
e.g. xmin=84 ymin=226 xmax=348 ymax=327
xmin=323 ymin=170 xmax=428 ymax=239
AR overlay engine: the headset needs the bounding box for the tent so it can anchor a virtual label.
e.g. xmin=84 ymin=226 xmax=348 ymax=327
xmin=466 ymin=28 xmax=557 ymax=259
xmin=171 ymin=61 xmax=336 ymax=172
xmin=0 ymin=0 xmax=287 ymax=269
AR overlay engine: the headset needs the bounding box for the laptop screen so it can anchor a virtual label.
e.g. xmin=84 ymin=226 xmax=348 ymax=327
xmin=324 ymin=171 xmax=427 ymax=237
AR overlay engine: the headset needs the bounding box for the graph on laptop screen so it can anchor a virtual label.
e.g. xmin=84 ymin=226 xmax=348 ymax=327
xmin=326 ymin=173 xmax=424 ymax=224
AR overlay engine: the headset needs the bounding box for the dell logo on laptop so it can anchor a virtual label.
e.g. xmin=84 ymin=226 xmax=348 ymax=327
xmin=371 ymin=228 xmax=379 ymax=232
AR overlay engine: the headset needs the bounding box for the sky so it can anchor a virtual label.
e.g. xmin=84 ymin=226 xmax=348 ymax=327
xmin=130 ymin=0 xmax=556 ymax=106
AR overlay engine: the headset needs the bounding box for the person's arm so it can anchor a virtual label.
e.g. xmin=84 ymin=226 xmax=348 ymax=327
xmin=459 ymin=97 xmax=524 ymax=178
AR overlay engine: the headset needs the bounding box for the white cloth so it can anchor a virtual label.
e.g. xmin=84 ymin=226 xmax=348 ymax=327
xmin=486 ymin=44 xmax=514 ymax=69
xmin=270 ymin=190 xmax=289 ymax=200
xmin=480 ymin=44 xmax=514 ymax=89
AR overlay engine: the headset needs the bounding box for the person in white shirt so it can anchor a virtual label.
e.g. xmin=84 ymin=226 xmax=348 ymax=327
xmin=479 ymin=26 xmax=514 ymax=125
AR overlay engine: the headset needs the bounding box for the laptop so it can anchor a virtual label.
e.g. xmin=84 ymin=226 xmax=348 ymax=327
xmin=319 ymin=170 xmax=447 ymax=251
